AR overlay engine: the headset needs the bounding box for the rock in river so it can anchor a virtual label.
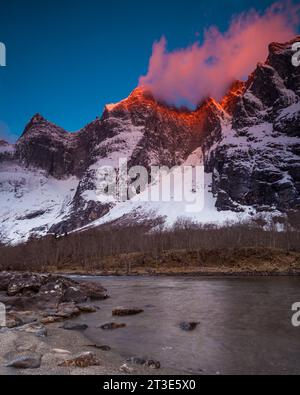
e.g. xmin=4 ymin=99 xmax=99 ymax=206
xmin=77 ymin=304 xmax=98 ymax=313
xmin=62 ymin=322 xmax=88 ymax=331
xmin=179 ymin=322 xmax=200 ymax=331
xmin=6 ymin=353 xmax=42 ymax=369
xmin=54 ymin=303 xmax=81 ymax=319
xmin=61 ymin=287 xmax=88 ymax=304
xmin=41 ymin=316 xmax=63 ymax=325
xmin=86 ymin=344 xmax=111 ymax=351
xmin=112 ymin=307 xmax=144 ymax=317
xmin=127 ymin=357 xmax=146 ymax=366
xmin=100 ymin=322 xmax=126 ymax=330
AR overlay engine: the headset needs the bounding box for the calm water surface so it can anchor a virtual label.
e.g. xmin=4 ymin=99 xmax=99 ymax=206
xmin=71 ymin=276 xmax=300 ymax=375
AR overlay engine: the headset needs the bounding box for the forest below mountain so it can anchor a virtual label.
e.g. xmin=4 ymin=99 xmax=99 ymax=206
xmin=1 ymin=212 xmax=300 ymax=275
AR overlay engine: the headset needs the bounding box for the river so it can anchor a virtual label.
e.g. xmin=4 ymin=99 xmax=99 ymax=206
xmin=71 ymin=276 xmax=300 ymax=375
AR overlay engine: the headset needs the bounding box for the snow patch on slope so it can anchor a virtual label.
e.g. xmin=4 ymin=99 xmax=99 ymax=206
xmin=0 ymin=163 xmax=79 ymax=244
xmin=277 ymin=101 xmax=300 ymax=120
xmin=0 ymin=144 xmax=15 ymax=155
xmin=78 ymin=147 xmax=254 ymax=232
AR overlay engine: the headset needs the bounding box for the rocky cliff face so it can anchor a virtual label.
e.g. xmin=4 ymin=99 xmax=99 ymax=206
xmin=48 ymin=88 xmax=228 ymax=234
xmin=206 ymin=36 xmax=300 ymax=212
xmin=1 ymin=36 xmax=299 ymax=244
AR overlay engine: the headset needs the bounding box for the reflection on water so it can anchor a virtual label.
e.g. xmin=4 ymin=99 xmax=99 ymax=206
xmin=72 ymin=276 xmax=300 ymax=375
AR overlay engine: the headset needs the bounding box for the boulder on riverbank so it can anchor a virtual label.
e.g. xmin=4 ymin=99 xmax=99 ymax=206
xmin=58 ymin=352 xmax=101 ymax=368
xmin=6 ymin=353 xmax=42 ymax=369
xmin=0 ymin=272 xmax=108 ymax=330
xmin=0 ymin=272 xmax=108 ymax=301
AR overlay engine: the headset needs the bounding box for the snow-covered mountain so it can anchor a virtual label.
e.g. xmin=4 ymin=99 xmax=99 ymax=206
xmin=1 ymin=36 xmax=300 ymax=244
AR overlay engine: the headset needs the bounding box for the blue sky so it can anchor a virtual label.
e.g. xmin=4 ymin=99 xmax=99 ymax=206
xmin=0 ymin=0 xmax=295 ymax=140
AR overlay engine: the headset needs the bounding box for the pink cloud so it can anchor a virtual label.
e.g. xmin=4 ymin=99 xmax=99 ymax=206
xmin=139 ymin=1 xmax=300 ymax=106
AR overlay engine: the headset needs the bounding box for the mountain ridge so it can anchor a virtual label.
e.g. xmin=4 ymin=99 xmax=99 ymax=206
xmin=1 ymin=36 xmax=299 ymax=244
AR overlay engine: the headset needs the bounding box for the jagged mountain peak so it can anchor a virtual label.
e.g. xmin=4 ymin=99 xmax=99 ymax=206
xmin=105 ymin=87 xmax=154 ymax=113
xmin=105 ymin=86 xmax=217 ymax=118
xmin=15 ymin=114 xmax=85 ymax=179
xmin=24 ymin=113 xmax=50 ymax=130
xmin=20 ymin=113 xmax=69 ymax=141
xmin=30 ymin=113 xmax=47 ymax=124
